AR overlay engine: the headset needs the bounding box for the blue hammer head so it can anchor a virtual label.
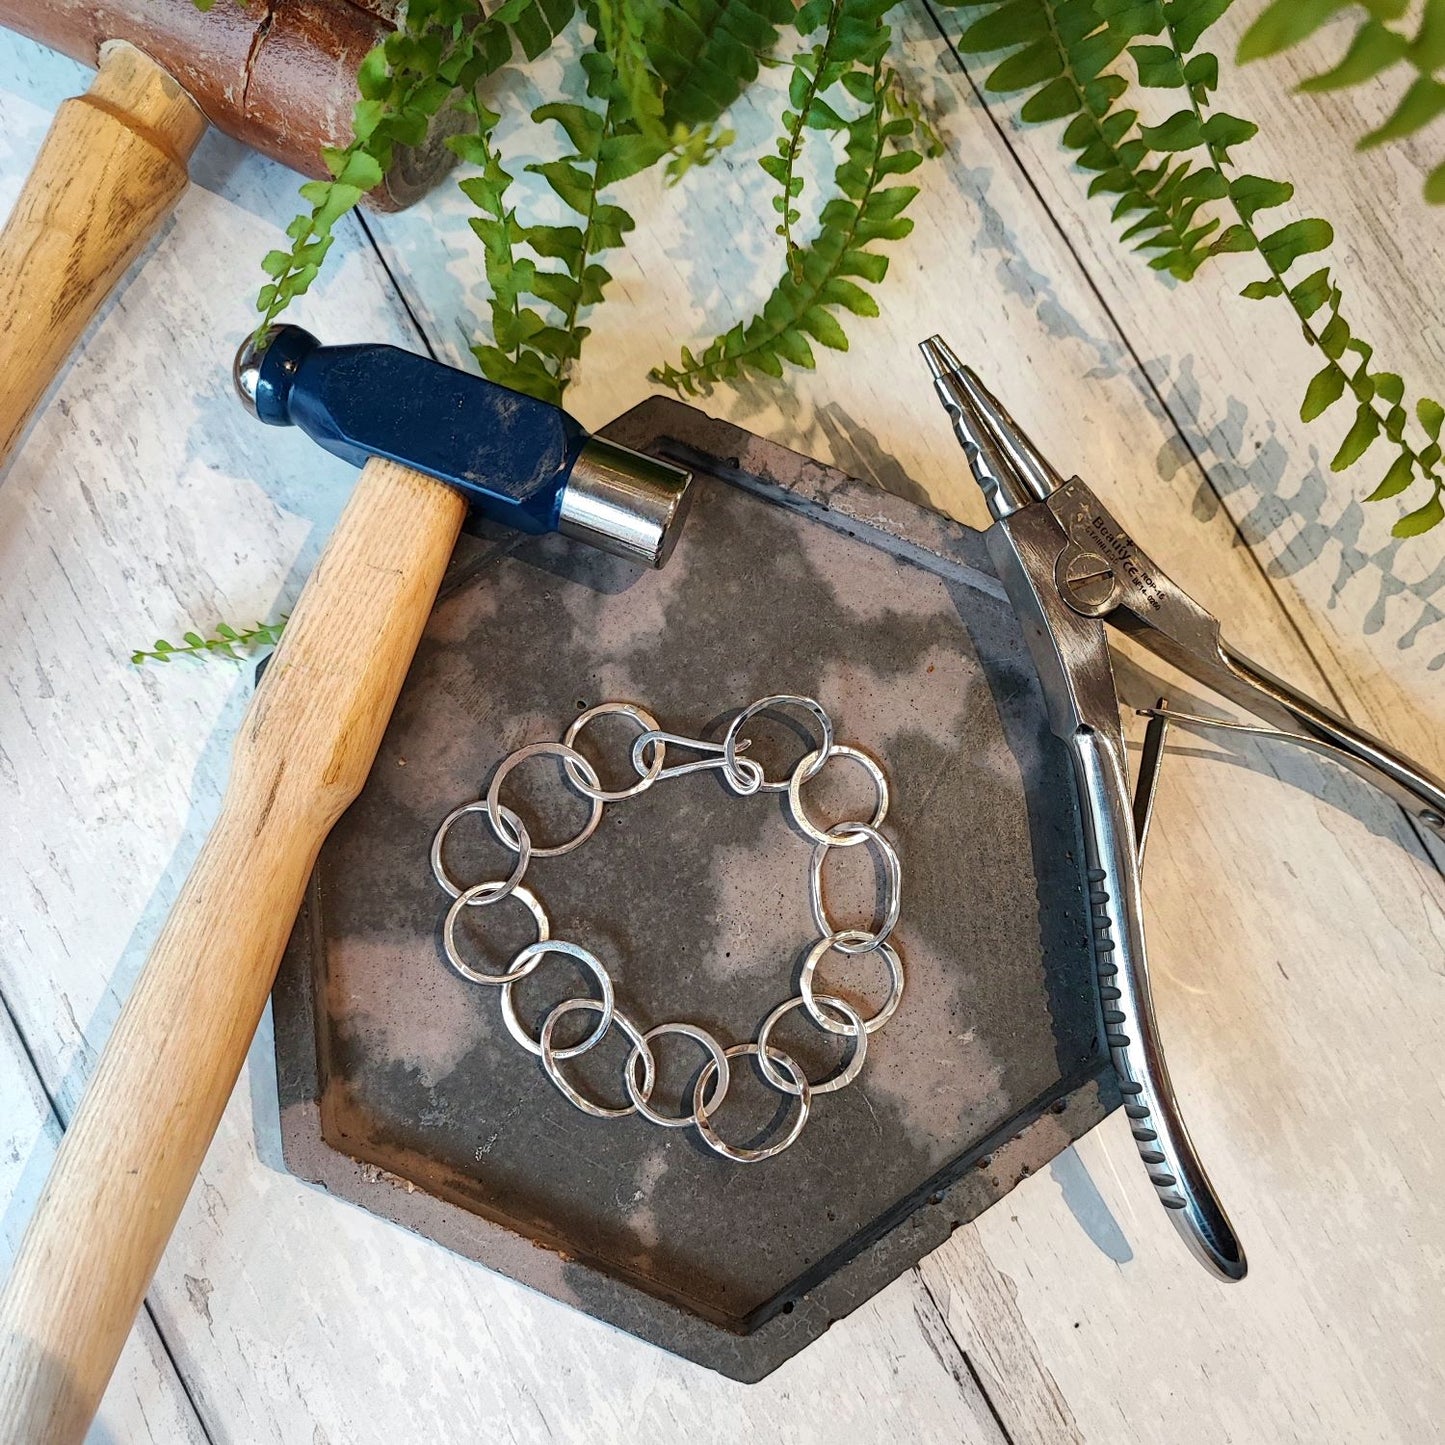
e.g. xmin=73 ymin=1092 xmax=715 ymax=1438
xmin=234 ymin=327 xmax=693 ymax=568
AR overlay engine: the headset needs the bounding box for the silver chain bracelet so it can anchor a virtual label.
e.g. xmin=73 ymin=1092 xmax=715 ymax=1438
xmin=429 ymin=695 xmax=905 ymax=1164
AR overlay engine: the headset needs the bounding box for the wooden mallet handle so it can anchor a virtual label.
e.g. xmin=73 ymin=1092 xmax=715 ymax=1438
xmin=0 ymin=457 xmax=467 ymax=1443
xmin=0 ymin=42 xmax=206 ymax=465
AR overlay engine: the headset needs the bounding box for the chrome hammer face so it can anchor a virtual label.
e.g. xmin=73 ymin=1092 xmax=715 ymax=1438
xmin=235 ymin=327 xmax=694 ymax=568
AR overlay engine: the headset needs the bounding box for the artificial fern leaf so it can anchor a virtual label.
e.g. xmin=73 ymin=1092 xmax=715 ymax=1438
xmin=1360 ymin=74 xmax=1445 ymax=147
xmin=1297 ymin=19 xmax=1408 ymax=90
xmin=1289 ymin=265 xmax=1333 ymax=314
xmin=1394 ymin=491 xmax=1445 ymax=537
xmin=591 ymin=0 xmax=732 ymax=178
xmin=459 ymin=39 xmax=645 ymax=402
xmin=1332 ymin=403 xmax=1381 ymax=470
xmin=454 ymin=105 xmax=567 ymax=403
xmin=1166 ymin=0 xmax=1233 ymax=55
xmin=132 ymin=617 xmax=288 ymax=665
xmin=1131 ymin=42 xmax=1187 ymax=87
xmin=1302 ymin=364 xmax=1347 ymax=421
xmin=1238 ymin=1 xmax=1358 ymax=63
xmin=1257 ymin=217 xmax=1333 ymax=271
xmin=948 ymin=0 xmax=1238 ymax=282
xmin=883 ymin=70 xmax=946 ymax=156
xmin=596 ymin=0 xmax=670 ymax=140
xmin=1369 ymin=453 xmax=1417 ymax=500
xmin=1229 ymin=173 xmax=1293 ymax=220
xmin=507 ymin=0 xmax=581 ymax=59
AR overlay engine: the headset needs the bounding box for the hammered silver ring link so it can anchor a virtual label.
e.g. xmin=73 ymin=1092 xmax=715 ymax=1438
xmin=563 ymin=702 xmax=664 ymax=801
xmin=722 ymin=695 xmax=834 ymax=793
xmin=486 ymin=741 xmax=604 ymax=856
xmin=787 ymin=744 xmax=889 ymax=846
xmin=625 ymin=1022 xmax=732 ymax=1128
xmin=756 ymin=993 xmax=868 ymax=1095
xmin=432 ymin=801 xmax=532 ymax=901
xmin=500 ymin=939 xmax=615 ymax=1059
xmin=694 ymin=1044 xmax=812 ymax=1163
xmin=809 ymin=821 xmax=902 ymax=954
xmin=540 ymin=999 xmax=655 ymax=1118
xmin=431 ymin=694 xmax=905 ymax=1164
xmin=800 ymin=931 xmax=906 ymax=1035
xmin=442 ymin=883 xmax=550 ymax=986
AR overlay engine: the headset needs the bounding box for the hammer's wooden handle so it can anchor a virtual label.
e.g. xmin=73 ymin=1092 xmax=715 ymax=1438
xmin=0 ymin=42 xmax=206 ymax=465
xmin=0 ymin=458 xmax=467 ymax=1443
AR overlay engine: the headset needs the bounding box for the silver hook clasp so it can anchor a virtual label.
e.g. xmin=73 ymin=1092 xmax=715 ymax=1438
xmin=632 ymin=731 xmax=764 ymax=794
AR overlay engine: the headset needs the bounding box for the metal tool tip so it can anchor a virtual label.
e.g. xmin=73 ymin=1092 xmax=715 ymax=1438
xmin=919 ymin=334 xmax=965 ymax=382
xmin=233 ymin=333 xmax=265 ymax=420
xmin=231 ymin=325 xmax=319 ymax=428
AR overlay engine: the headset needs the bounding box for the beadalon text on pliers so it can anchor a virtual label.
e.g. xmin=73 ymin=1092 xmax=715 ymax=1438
xmin=920 ymin=335 xmax=1445 ymax=1282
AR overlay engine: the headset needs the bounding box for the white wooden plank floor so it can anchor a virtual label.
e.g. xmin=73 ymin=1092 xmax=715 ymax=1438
xmin=1 ymin=6 xmax=1442 ymax=1442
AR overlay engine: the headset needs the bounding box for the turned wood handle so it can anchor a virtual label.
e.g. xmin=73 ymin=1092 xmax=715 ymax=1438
xmin=0 ymin=42 xmax=206 ymax=466
xmin=0 ymin=457 xmax=467 ymax=1443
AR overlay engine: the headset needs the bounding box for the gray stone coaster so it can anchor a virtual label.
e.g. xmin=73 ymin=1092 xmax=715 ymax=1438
xmin=271 ymin=398 xmax=1113 ymax=1381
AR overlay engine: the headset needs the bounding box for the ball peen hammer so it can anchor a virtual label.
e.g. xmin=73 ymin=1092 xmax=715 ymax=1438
xmin=0 ymin=0 xmax=457 ymax=466
xmin=0 ymin=330 xmax=693 ymax=1443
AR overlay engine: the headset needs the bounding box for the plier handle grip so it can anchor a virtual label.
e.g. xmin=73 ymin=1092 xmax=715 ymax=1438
xmin=922 ymin=337 xmax=1445 ymax=1281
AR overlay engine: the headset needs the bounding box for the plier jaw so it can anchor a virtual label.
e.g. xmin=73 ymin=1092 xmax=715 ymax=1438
xmin=921 ymin=335 xmax=1063 ymax=518
xmin=920 ymin=334 xmax=1445 ymax=1283
xmin=923 ymin=335 xmax=1445 ymax=839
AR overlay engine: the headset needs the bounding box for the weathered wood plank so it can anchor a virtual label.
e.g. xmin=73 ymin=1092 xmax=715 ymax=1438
xmin=910 ymin=15 xmax=1445 ymax=1441
xmin=918 ymin=1223 xmax=1084 ymax=1445
xmin=0 ymin=999 xmax=208 ymax=1444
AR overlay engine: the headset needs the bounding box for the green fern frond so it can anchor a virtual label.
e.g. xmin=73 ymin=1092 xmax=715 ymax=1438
xmin=452 ymin=97 xmax=563 ymax=402
xmin=508 ymin=0 xmax=582 ymax=59
xmin=1239 ymin=1 xmax=1445 ymax=204
xmin=592 ymin=0 xmax=736 ymax=179
xmin=954 ymin=1 xmax=1238 ymax=281
xmin=651 ymin=61 xmax=922 ymax=395
xmin=647 ymin=0 xmax=795 ymax=130
xmin=596 ymin=0 xmax=662 ymax=134
xmin=255 ymin=0 xmax=576 ymax=335
xmin=131 ymin=618 xmax=289 ymax=665
xmin=460 ymin=42 xmax=649 ymax=401
xmin=943 ymin=0 xmax=1444 ymax=533
xmin=884 ymin=69 xmax=946 ymax=157
xmin=762 ymin=0 xmax=895 ymax=278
